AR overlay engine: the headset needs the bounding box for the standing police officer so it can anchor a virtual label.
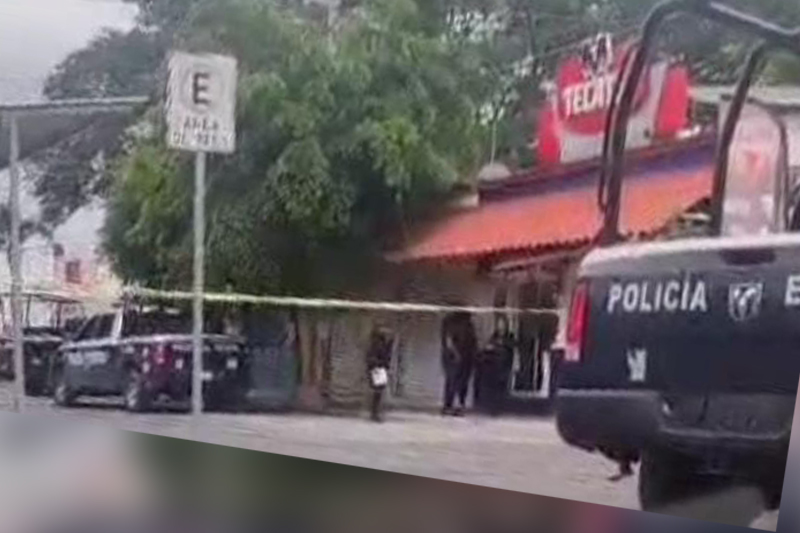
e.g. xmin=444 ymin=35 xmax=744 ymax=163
xmin=441 ymin=311 xmax=477 ymax=416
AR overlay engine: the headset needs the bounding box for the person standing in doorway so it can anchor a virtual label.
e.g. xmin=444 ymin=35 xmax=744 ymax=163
xmin=365 ymin=325 xmax=393 ymax=423
xmin=441 ymin=312 xmax=460 ymax=416
xmin=441 ymin=311 xmax=477 ymax=416
xmin=484 ymin=315 xmax=515 ymax=416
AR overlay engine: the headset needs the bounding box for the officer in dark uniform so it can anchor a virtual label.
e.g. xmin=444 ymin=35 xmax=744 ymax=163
xmin=441 ymin=311 xmax=477 ymax=416
xmin=482 ymin=315 xmax=515 ymax=416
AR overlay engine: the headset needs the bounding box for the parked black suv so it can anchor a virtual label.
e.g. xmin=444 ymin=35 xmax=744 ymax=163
xmin=52 ymin=304 xmax=251 ymax=412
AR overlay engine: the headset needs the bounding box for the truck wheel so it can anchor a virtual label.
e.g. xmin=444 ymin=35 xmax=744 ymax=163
xmin=638 ymin=450 xmax=700 ymax=511
xmin=763 ymin=478 xmax=784 ymax=511
xmin=210 ymin=387 xmax=246 ymax=413
xmin=53 ymin=370 xmax=76 ymax=408
xmin=25 ymin=369 xmax=48 ymax=397
xmin=124 ymin=371 xmax=151 ymax=413
xmin=24 ymin=379 xmax=43 ymax=397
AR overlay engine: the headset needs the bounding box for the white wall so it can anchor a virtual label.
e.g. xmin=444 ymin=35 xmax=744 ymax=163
xmin=0 ymin=167 xmax=116 ymax=329
xmin=390 ymin=265 xmax=497 ymax=409
xmin=320 ymin=259 xmax=578 ymax=411
xmin=315 ymin=262 xmax=501 ymax=410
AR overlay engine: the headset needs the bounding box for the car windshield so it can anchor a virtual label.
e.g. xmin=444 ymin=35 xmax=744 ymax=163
xmin=126 ymin=312 xmax=191 ymax=336
xmin=125 ymin=310 xmax=226 ymax=336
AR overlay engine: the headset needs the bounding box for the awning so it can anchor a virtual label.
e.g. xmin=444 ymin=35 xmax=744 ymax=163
xmin=394 ymin=166 xmax=712 ymax=263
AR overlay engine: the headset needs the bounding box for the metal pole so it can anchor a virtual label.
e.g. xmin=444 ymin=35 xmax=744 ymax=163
xmin=192 ymin=151 xmax=207 ymax=416
xmin=8 ymin=114 xmax=23 ymax=412
xmin=490 ymin=118 xmax=498 ymax=164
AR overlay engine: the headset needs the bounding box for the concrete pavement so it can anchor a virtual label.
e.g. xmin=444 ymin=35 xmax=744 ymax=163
xmin=0 ymin=385 xmax=780 ymax=530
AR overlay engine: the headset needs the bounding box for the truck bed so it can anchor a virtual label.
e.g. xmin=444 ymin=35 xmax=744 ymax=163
xmin=557 ymin=233 xmax=800 ymax=456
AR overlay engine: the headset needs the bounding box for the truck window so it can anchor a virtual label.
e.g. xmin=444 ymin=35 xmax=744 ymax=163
xmin=74 ymin=317 xmax=100 ymax=342
xmin=92 ymin=314 xmax=115 ymax=340
xmin=124 ymin=312 xmax=193 ymax=337
xmin=120 ymin=310 xmax=227 ymax=338
xmin=789 ymin=183 xmax=800 ymax=231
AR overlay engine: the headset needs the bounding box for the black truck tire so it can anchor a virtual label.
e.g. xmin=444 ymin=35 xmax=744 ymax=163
xmin=124 ymin=371 xmax=152 ymax=413
xmin=52 ymin=369 xmax=76 ymax=408
xmin=24 ymin=378 xmax=44 ymax=397
xmin=638 ymin=450 xmax=704 ymax=511
xmin=24 ymin=367 xmax=50 ymax=397
xmin=202 ymin=386 xmax=235 ymax=413
xmin=762 ymin=477 xmax=784 ymax=511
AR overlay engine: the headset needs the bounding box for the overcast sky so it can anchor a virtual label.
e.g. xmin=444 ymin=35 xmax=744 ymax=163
xmin=0 ymin=0 xmax=137 ymax=102
xmin=0 ymin=0 xmax=138 ymax=260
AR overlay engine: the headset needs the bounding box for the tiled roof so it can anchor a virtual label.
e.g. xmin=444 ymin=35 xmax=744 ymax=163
xmin=393 ymin=165 xmax=713 ymax=263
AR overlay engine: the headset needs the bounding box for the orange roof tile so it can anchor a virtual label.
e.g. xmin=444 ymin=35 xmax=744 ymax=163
xmin=395 ymin=167 xmax=712 ymax=263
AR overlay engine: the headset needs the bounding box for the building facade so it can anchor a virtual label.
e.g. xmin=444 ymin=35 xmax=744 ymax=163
xmin=287 ymin=41 xmax=719 ymax=414
xmin=380 ymin=135 xmax=716 ymax=410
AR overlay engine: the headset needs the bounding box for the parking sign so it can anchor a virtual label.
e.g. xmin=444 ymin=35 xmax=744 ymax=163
xmin=166 ymin=52 xmax=237 ymax=153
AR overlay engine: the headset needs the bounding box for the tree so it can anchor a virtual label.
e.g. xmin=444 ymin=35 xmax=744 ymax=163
xmin=102 ymin=0 xmax=489 ymax=295
xmin=32 ymin=1 xmax=184 ymax=231
xmin=42 ymin=0 xmax=800 ymax=256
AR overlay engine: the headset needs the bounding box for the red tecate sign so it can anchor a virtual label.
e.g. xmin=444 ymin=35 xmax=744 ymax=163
xmin=555 ymin=44 xmax=650 ymax=136
xmin=537 ymin=39 xmax=689 ymax=166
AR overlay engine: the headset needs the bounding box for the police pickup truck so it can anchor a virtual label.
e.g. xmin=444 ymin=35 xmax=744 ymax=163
xmin=0 ymin=291 xmax=84 ymax=396
xmin=52 ymin=306 xmax=250 ymax=412
xmin=555 ymin=1 xmax=800 ymax=514
xmin=557 ymin=237 xmax=798 ymax=510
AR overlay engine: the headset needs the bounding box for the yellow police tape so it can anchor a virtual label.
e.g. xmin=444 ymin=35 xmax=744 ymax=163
xmin=120 ymin=286 xmax=559 ymax=316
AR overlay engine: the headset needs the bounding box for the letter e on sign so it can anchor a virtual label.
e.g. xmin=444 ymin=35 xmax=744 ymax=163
xmin=193 ymin=72 xmax=211 ymax=107
xmin=166 ymin=51 xmax=237 ymax=154
xmin=786 ymin=275 xmax=800 ymax=307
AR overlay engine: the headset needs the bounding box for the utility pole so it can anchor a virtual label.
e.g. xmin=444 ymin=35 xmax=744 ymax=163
xmin=8 ymin=113 xmax=23 ymax=413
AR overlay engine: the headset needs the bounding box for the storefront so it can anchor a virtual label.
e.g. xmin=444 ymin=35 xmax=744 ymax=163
xmin=304 ymin=37 xmax=718 ymax=412
xmin=387 ymin=38 xmax=714 ymax=406
xmin=391 ymin=135 xmax=715 ymax=404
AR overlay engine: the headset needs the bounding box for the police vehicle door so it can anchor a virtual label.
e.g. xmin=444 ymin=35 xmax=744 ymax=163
xmin=61 ymin=315 xmax=101 ymax=387
xmin=76 ymin=312 xmax=120 ymax=391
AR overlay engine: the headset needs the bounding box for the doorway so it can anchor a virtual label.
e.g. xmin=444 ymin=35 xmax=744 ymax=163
xmin=512 ymin=275 xmax=560 ymax=397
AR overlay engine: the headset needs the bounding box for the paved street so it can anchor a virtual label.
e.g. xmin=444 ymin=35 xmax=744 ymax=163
xmin=0 ymin=385 xmax=779 ymax=531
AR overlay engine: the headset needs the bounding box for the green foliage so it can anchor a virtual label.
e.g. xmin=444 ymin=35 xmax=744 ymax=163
xmin=35 ymin=26 xmax=167 ymax=230
xmin=102 ymin=0 xmax=488 ymax=294
xmin=44 ymin=29 xmax=165 ymax=100
xmin=40 ymin=0 xmax=800 ymax=295
xmin=103 ymin=143 xmax=192 ymax=287
xmin=764 ymin=52 xmax=800 ymax=85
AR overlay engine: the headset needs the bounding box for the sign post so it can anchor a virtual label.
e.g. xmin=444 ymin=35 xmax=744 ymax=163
xmin=192 ymin=150 xmax=206 ymax=417
xmin=8 ymin=113 xmax=23 ymax=412
xmin=166 ymin=52 xmax=237 ymax=416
